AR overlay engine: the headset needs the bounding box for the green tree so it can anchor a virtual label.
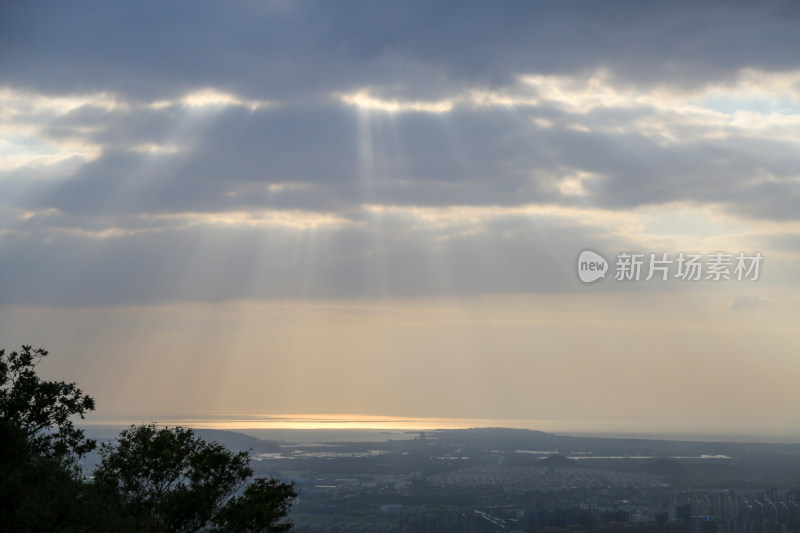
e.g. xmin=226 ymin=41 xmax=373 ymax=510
xmin=0 ymin=345 xmax=96 ymax=469
xmin=210 ymin=478 xmax=296 ymax=533
xmin=1 ymin=346 xmax=297 ymax=531
xmin=0 ymin=345 xmax=97 ymax=531
xmin=94 ymin=423 xmax=296 ymax=532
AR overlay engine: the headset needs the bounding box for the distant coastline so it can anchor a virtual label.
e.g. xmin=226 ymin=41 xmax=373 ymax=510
xmin=78 ymin=413 xmax=800 ymax=444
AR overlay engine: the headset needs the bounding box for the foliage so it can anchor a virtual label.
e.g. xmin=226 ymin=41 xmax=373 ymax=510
xmin=0 ymin=345 xmax=96 ymax=470
xmin=211 ymin=477 xmax=297 ymax=533
xmin=0 ymin=346 xmax=97 ymax=531
xmin=94 ymin=423 xmax=296 ymax=532
xmin=0 ymin=419 xmax=82 ymax=530
xmin=0 ymin=346 xmax=297 ymax=531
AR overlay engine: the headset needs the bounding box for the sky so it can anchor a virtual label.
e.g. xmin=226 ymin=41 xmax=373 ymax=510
xmin=1 ymin=1 xmax=799 ymax=437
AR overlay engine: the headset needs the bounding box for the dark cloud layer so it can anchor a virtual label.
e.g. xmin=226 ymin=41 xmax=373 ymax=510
xmin=2 ymin=1 xmax=799 ymax=102
xmin=1 ymin=1 xmax=799 ymax=306
xmin=0 ymin=212 xmax=604 ymax=306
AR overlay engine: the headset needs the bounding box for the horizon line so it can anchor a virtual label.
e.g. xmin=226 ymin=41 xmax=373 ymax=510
xmin=77 ymin=412 xmax=800 ymax=443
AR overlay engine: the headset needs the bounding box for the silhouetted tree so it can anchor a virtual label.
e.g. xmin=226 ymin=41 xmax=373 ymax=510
xmin=210 ymin=477 xmax=296 ymax=532
xmin=1 ymin=346 xmax=296 ymax=532
xmin=94 ymin=424 xmax=296 ymax=532
xmin=0 ymin=346 xmax=97 ymax=531
xmin=0 ymin=345 xmax=96 ymax=469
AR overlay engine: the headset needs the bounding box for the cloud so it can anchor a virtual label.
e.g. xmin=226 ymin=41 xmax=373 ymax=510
xmin=0 ymin=202 xmax=630 ymax=305
xmin=2 ymin=1 xmax=800 ymax=306
xmin=2 ymin=1 xmax=800 ymax=102
xmin=3 ymin=82 xmax=799 ymax=220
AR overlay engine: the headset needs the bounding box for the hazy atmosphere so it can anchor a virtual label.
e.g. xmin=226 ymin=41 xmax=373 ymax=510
xmin=2 ymin=1 xmax=799 ymax=438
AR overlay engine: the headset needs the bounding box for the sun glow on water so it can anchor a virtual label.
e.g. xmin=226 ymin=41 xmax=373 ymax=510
xmin=78 ymin=413 xmax=800 ymax=443
xmin=85 ymin=413 xmax=515 ymax=431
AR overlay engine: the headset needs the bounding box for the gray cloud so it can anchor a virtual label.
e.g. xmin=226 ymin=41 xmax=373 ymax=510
xmin=2 ymin=1 xmax=799 ymax=103
xmin=0 ymin=209 xmax=618 ymax=305
xmin=5 ymin=98 xmax=799 ymax=221
xmin=2 ymin=1 xmax=799 ymax=306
